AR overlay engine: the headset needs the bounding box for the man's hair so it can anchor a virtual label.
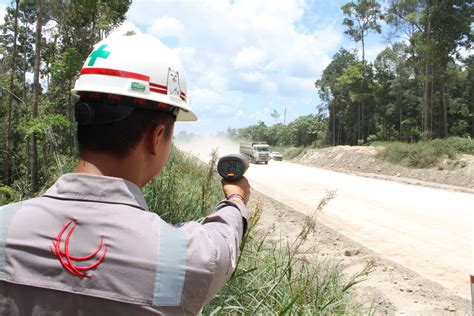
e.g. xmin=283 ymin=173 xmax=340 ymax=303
xmin=77 ymin=107 xmax=175 ymax=157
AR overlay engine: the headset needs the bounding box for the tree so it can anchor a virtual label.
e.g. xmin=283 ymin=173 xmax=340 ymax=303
xmin=465 ymin=56 xmax=474 ymax=137
xmin=287 ymin=114 xmax=327 ymax=147
xmin=0 ymin=0 xmax=131 ymax=193
xmin=374 ymin=43 xmax=420 ymax=141
xmin=387 ymin=0 xmax=473 ymax=138
xmin=387 ymin=0 xmax=432 ymax=136
xmin=3 ymin=0 xmax=20 ymax=185
xmin=270 ymin=109 xmax=280 ymax=124
xmin=316 ymin=48 xmax=358 ymax=145
xmin=429 ymin=0 xmax=473 ymax=137
xmin=30 ymin=0 xmax=44 ymax=192
xmin=341 ymin=0 xmax=383 ymax=65
xmin=334 ymin=61 xmax=376 ymax=144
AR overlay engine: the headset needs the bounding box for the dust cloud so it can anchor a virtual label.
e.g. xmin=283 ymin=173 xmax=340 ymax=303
xmin=174 ymin=133 xmax=240 ymax=163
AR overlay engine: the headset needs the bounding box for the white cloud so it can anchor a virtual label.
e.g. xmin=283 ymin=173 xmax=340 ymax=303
xmin=239 ymin=71 xmax=264 ymax=82
xmin=126 ymin=0 xmax=344 ymax=132
xmin=232 ymin=47 xmax=266 ymax=69
xmin=147 ymin=16 xmax=185 ymax=39
xmin=190 ymin=88 xmax=224 ymax=109
xmin=365 ymin=43 xmax=387 ymax=62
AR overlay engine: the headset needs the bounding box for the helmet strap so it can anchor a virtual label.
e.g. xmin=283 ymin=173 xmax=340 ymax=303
xmin=75 ymin=92 xmax=178 ymax=125
xmin=74 ymin=102 xmax=135 ymax=125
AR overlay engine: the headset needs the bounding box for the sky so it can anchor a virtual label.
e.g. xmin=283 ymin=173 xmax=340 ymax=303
xmin=0 ymin=0 xmax=390 ymax=134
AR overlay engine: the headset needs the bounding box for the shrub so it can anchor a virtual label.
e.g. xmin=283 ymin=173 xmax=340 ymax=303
xmin=375 ymin=139 xmax=461 ymax=168
xmin=366 ymin=135 xmax=378 ymax=144
xmin=0 ymin=185 xmax=20 ymax=205
xmin=143 ymin=146 xmax=223 ymax=223
xmin=445 ymin=137 xmax=474 ymax=155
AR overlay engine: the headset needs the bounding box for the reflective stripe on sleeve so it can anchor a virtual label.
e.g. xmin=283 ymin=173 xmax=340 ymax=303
xmin=0 ymin=202 xmax=21 ymax=280
xmin=152 ymin=219 xmax=188 ymax=306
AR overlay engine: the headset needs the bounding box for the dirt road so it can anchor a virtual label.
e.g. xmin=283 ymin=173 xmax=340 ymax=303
xmin=245 ymin=160 xmax=473 ymax=301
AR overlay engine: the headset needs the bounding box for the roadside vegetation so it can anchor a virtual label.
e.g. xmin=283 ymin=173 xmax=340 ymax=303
xmin=148 ymin=147 xmax=371 ymax=315
xmin=1 ymin=1 xmax=472 ymax=198
xmin=266 ymin=136 xmax=473 ymax=171
xmin=373 ymin=137 xmax=474 ymax=168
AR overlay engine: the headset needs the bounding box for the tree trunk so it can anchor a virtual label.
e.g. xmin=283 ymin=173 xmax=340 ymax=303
xmin=361 ymin=35 xmax=365 ymax=143
xmin=471 ymin=95 xmax=474 ymax=137
xmin=358 ymin=103 xmax=361 ymax=142
xmin=398 ymin=78 xmax=402 ymax=141
xmin=4 ymin=0 xmax=20 ymax=185
xmin=30 ymin=0 xmax=43 ymax=193
xmin=423 ymin=65 xmax=430 ymax=137
xmin=442 ymin=79 xmax=448 ymax=138
xmin=332 ymin=99 xmax=336 ymax=146
xmin=68 ymin=77 xmax=77 ymax=154
xmin=361 ymin=34 xmax=365 ymax=66
xmin=430 ymin=70 xmax=434 ymax=136
xmin=422 ymin=12 xmax=431 ymax=138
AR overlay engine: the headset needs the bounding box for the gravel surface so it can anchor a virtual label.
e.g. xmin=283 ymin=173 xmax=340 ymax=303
xmin=249 ymin=190 xmax=471 ymax=315
xmin=293 ymin=146 xmax=474 ymax=192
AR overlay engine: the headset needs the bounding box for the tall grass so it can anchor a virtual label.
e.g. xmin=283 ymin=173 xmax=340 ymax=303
xmin=204 ymin=192 xmax=374 ymax=315
xmin=143 ymin=146 xmax=223 ymax=223
xmin=374 ymin=137 xmax=473 ymax=168
xmin=148 ymin=146 xmax=371 ymax=314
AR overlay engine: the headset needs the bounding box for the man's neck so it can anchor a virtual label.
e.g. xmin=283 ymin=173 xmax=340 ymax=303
xmin=75 ymin=151 xmax=145 ymax=187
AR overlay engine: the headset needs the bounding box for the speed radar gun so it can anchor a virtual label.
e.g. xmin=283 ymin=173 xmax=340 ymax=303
xmin=217 ymin=154 xmax=249 ymax=181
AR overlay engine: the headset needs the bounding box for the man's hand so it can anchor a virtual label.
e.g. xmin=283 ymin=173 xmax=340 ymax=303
xmin=222 ymin=177 xmax=250 ymax=205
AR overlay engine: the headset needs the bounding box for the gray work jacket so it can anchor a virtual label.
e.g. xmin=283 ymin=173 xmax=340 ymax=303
xmin=0 ymin=173 xmax=248 ymax=315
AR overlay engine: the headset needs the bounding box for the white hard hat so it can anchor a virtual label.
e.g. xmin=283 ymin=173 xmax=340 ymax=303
xmin=72 ymin=33 xmax=197 ymax=121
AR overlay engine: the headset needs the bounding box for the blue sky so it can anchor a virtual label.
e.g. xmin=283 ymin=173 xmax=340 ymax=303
xmin=0 ymin=0 xmax=390 ymax=134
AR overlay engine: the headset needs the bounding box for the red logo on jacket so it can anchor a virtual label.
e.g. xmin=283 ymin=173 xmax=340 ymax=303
xmin=51 ymin=219 xmax=107 ymax=278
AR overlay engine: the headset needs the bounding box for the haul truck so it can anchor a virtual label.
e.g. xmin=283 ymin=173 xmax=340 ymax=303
xmin=239 ymin=141 xmax=271 ymax=164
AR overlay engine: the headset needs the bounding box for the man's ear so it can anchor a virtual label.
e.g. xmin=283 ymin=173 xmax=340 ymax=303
xmin=150 ymin=124 xmax=165 ymax=156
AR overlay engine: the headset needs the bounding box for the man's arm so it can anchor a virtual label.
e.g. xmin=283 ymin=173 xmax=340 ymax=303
xmin=177 ymin=177 xmax=250 ymax=308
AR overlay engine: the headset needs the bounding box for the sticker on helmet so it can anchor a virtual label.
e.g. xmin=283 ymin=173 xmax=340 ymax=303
xmin=167 ymin=68 xmax=181 ymax=98
xmin=87 ymin=44 xmax=110 ymax=67
xmin=131 ymin=82 xmax=146 ymax=92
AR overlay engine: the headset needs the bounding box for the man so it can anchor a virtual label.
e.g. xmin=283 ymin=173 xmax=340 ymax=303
xmin=0 ymin=33 xmax=250 ymax=315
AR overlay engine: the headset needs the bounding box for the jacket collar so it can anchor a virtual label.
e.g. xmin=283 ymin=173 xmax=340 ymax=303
xmin=44 ymin=173 xmax=149 ymax=211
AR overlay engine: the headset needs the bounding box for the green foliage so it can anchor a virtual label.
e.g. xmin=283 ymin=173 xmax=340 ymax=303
xmin=0 ymin=0 xmax=130 ymax=192
xmin=50 ymin=48 xmax=82 ymax=80
xmin=143 ymin=146 xmax=223 ymax=223
xmin=204 ymin=192 xmax=372 ymax=315
xmin=342 ymin=0 xmax=383 ymax=64
xmin=19 ymin=114 xmax=70 ymax=139
xmin=312 ymin=0 xmax=473 ymax=148
xmin=366 ymin=134 xmax=378 ymax=144
xmin=237 ymin=114 xmax=327 ymax=148
xmin=445 ymin=137 xmax=474 ymax=155
xmin=0 ymin=185 xmax=21 ymax=205
xmin=374 ymin=138 xmax=473 ymax=168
